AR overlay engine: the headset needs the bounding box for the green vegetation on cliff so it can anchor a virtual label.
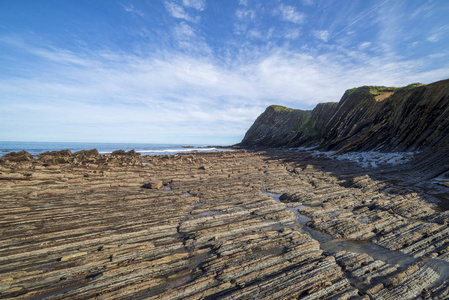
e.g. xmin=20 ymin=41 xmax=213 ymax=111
xmin=270 ymin=105 xmax=294 ymax=113
xmin=347 ymin=85 xmax=394 ymax=96
xmin=241 ymin=78 xmax=449 ymax=152
xmin=395 ymin=83 xmax=426 ymax=92
xmin=347 ymin=83 xmax=426 ymax=95
xmin=293 ymin=110 xmax=317 ymax=134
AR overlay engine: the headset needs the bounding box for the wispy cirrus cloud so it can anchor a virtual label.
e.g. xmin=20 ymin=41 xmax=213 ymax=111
xmin=236 ymin=8 xmax=256 ymax=20
xmin=2 ymin=1 xmax=449 ymax=145
xmin=313 ymin=30 xmax=329 ymax=42
xmin=122 ymin=4 xmax=145 ymax=17
xmin=284 ymin=29 xmax=300 ymax=40
xmin=1 ymin=33 xmax=448 ymax=144
xmin=182 ymin=0 xmax=206 ymax=11
xmin=275 ymin=4 xmax=305 ymax=24
xmin=164 ymin=1 xmax=199 ymax=23
xmin=426 ymin=25 xmax=449 ymax=43
xmin=302 ymin=0 xmax=314 ymax=6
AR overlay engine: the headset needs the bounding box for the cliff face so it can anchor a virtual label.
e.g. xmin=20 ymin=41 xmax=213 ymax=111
xmin=240 ymin=78 xmax=449 ymax=153
xmin=240 ymin=105 xmax=313 ymax=147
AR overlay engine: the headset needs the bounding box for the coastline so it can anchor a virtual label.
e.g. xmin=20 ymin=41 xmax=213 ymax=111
xmin=1 ymin=148 xmax=449 ymax=299
xmin=0 ymin=141 xmax=235 ymax=158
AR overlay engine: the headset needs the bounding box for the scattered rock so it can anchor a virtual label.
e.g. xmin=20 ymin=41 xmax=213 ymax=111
xmin=111 ymin=149 xmax=140 ymax=156
xmin=73 ymin=149 xmax=100 ymax=157
xmin=142 ymin=180 xmax=163 ymax=189
xmin=38 ymin=149 xmax=72 ymax=158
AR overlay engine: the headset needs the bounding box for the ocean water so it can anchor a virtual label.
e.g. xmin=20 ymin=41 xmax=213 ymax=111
xmin=0 ymin=141 xmax=230 ymax=157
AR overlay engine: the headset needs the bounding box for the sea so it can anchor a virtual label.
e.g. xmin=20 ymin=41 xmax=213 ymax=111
xmin=0 ymin=141 xmax=232 ymax=158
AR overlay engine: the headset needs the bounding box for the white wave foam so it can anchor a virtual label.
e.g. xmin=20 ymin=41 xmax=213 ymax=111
xmin=99 ymin=148 xmax=221 ymax=155
xmin=137 ymin=148 xmax=217 ymax=153
xmin=310 ymin=150 xmax=416 ymax=168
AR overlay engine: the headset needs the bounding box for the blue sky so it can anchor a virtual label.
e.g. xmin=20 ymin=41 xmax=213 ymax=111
xmin=1 ymin=0 xmax=448 ymax=145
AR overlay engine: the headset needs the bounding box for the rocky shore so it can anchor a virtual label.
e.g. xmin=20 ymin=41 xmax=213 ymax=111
xmin=1 ymin=149 xmax=449 ymax=299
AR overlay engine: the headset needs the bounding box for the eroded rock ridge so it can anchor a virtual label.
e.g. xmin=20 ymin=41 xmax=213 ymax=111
xmin=2 ymin=149 xmax=449 ymax=299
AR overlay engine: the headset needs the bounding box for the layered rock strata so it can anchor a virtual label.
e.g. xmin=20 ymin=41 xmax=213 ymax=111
xmin=240 ymin=79 xmax=449 ymax=155
xmin=1 ymin=149 xmax=449 ymax=299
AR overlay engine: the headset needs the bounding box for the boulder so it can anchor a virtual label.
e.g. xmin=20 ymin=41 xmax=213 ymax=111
xmin=111 ymin=150 xmax=127 ymax=155
xmin=142 ymin=180 xmax=163 ymax=189
xmin=38 ymin=149 xmax=73 ymax=164
xmin=2 ymin=151 xmax=34 ymax=162
xmin=111 ymin=149 xmax=141 ymax=156
xmin=38 ymin=150 xmax=72 ymax=158
xmin=126 ymin=149 xmax=140 ymax=156
xmin=73 ymin=149 xmax=100 ymax=157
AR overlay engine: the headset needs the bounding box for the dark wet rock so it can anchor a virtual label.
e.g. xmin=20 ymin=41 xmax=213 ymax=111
xmin=111 ymin=149 xmax=140 ymax=156
xmin=111 ymin=149 xmax=127 ymax=155
xmin=2 ymin=150 xmax=34 ymax=162
xmin=38 ymin=149 xmax=72 ymax=158
xmin=37 ymin=149 xmax=73 ymax=164
xmin=73 ymin=148 xmax=100 ymax=157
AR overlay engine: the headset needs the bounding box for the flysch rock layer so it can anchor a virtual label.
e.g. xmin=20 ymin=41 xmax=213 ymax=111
xmin=1 ymin=149 xmax=449 ymax=299
xmin=239 ymin=79 xmax=449 ymax=168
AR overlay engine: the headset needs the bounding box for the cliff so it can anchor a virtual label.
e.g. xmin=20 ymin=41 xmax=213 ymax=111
xmin=240 ymin=105 xmax=313 ymax=147
xmin=240 ymin=78 xmax=449 ymax=153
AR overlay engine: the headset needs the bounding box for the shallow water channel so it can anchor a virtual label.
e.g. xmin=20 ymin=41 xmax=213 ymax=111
xmin=263 ymin=191 xmax=449 ymax=288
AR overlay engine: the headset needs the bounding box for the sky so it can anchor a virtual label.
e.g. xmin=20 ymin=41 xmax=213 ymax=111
xmin=1 ymin=0 xmax=449 ymax=145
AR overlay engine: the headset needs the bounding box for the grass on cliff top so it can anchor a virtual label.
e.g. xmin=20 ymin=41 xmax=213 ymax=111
xmin=395 ymin=83 xmax=426 ymax=92
xmin=347 ymin=85 xmax=395 ymax=96
xmin=347 ymin=83 xmax=426 ymax=96
xmin=270 ymin=105 xmax=294 ymax=113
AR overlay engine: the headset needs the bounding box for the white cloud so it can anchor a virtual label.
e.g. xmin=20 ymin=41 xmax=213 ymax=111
xmin=313 ymin=30 xmax=329 ymax=42
xmin=122 ymin=4 xmax=145 ymax=17
xmin=236 ymin=8 xmax=256 ymax=20
xmin=174 ymin=22 xmax=195 ymax=39
xmin=425 ymin=25 xmax=448 ymax=43
xmin=410 ymin=3 xmax=435 ymax=19
xmin=427 ymin=33 xmax=441 ymax=43
xmin=302 ymin=0 xmax=314 ymax=6
xmin=172 ymin=22 xmax=211 ymax=54
xmin=428 ymin=53 xmax=446 ymax=59
xmin=248 ymin=28 xmax=274 ymax=41
xmin=164 ymin=1 xmax=198 ymax=22
xmin=276 ymin=4 xmax=305 ymax=24
xmin=284 ymin=29 xmax=300 ymax=40
xmin=333 ymin=0 xmax=391 ymax=40
xmin=182 ymin=0 xmax=206 ymax=11
xmin=2 ymin=37 xmax=449 ymax=144
xmin=358 ymin=41 xmax=372 ymax=49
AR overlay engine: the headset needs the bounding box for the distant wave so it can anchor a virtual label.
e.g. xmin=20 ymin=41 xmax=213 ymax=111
xmin=99 ymin=148 xmax=219 ymax=154
xmin=0 ymin=141 xmax=228 ymax=157
xmin=138 ymin=148 xmax=217 ymax=153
